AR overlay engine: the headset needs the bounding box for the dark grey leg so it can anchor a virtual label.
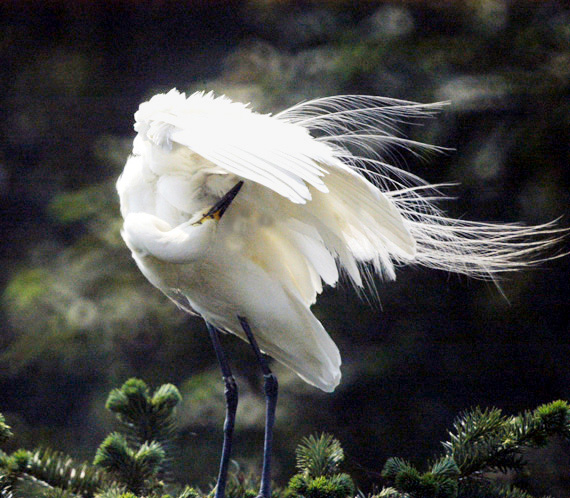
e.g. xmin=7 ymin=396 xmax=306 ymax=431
xmin=238 ymin=316 xmax=278 ymax=498
xmin=206 ymin=322 xmax=238 ymax=498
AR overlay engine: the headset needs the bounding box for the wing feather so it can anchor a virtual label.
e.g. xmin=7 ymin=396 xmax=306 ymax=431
xmin=133 ymin=89 xmax=418 ymax=287
xmin=136 ymin=89 xmax=331 ymax=204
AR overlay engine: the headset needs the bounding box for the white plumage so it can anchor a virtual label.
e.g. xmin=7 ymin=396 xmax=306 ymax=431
xmin=117 ymin=89 xmax=564 ymax=393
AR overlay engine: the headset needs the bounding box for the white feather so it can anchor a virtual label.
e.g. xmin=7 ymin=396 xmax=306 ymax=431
xmin=117 ymin=89 xmax=567 ymax=391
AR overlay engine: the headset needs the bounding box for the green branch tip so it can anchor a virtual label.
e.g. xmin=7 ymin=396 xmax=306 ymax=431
xmin=0 ymin=414 xmax=13 ymax=444
xmin=296 ymin=433 xmax=345 ymax=477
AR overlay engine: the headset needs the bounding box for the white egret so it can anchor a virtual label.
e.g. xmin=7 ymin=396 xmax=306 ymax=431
xmin=117 ymin=89 xmax=565 ymax=498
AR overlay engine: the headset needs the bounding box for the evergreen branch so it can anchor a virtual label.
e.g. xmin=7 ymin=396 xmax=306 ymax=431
xmin=12 ymin=450 xmax=33 ymax=473
xmin=223 ymin=467 xmax=258 ymax=498
xmin=41 ymin=487 xmax=81 ymax=498
xmin=382 ymin=458 xmax=458 ymax=498
xmin=25 ymin=448 xmax=106 ymax=497
xmin=295 ymin=433 xmax=345 ymax=477
xmin=430 ymin=457 xmax=460 ymax=480
xmin=0 ymin=448 xmax=104 ymax=498
xmin=106 ymin=380 xmax=152 ymax=438
xmin=93 ymin=433 xmax=164 ymax=496
xmin=443 ymin=401 xmax=570 ymax=476
xmin=533 ymin=400 xmax=570 ymax=439
xmin=442 ymin=407 xmax=508 ymax=457
xmin=0 ymin=469 xmax=14 ymax=498
xmin=92 ymin=485 xmax=130 ymax=498
xmin=288 ymin=473 xmax=355 ymax=498
xmin=373 ymin=487 xmax=408 ymax=497
xmin=289 ymin=433 xmax=354 ymax=498
xmin=8 ymin=474 xmax=56 ymax=498
xmin=94 ymin=435 xmax=133 ymax=475
xmin=176 ymin=486 xmax=201 ymax=498
xmin=382 ymin=458 xmax=416 ymax=481
xmin=152 ymin=384 xmax=183 ymax=418
xmin=133 ymin=442 xmax=165 ymax=479
xmin=0 ymin=415 xmax=12 ymax=444
xmin=384 ymin=402 xmax=570 ymax=498
xmin=105 ymin=379 xmax=181 ymax=450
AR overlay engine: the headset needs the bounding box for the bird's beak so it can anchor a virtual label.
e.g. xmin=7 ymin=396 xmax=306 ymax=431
xmin=196 ymin=181 xmax=244 ymax=224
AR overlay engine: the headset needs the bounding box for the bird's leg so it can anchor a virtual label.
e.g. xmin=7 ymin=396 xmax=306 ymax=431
xmin=238 ymin=316 xmax=278 ymax=498
xmin=206 ymin=322 xmax=238 ymax=498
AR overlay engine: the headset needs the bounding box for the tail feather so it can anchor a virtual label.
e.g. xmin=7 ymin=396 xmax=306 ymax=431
xmin=250 ymin=289 xmax=341 ymax=392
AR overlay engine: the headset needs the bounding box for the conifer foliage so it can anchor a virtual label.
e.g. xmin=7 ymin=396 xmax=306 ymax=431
xmin=288 ymin=434 xmax=355 ymax=498
xmin=1 ymin=379 xmax=569 ymax=498
xmin=93 ymin=379 xmax=184 ymax=497
xmin=104 ymin=379 xmax=182 ymax=450
xmin=0 ymin=414 xmax=12 ymax=445
xmin=380 ymin=401 xmax=570 ymax=498
xmin=95 ymin=377 xmax=182 ymax=493
xmin=0 ymin=378 xmax=189 ymax=498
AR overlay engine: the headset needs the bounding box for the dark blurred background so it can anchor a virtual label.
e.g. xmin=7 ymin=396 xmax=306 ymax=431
xmin=1 ymin=0 xmax=569 ymax=496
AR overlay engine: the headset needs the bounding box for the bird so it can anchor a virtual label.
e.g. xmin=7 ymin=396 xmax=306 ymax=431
xmin=116 ymin=89 xmax=565 ymax=498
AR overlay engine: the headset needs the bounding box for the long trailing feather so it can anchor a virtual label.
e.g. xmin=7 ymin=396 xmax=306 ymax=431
xmin=277 ymin=95 xmax=567 ymax=284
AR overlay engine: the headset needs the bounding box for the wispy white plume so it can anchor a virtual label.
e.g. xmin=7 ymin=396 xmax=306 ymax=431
xmin=277 ymin=95 xmax=567 ymax=285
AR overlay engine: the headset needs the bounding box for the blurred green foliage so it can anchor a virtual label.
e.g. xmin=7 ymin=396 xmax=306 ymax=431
xmin=0 ymin=0 xmax=569 ymax=496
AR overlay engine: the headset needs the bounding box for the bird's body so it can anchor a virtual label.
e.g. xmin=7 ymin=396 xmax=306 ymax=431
xmin=117 ymin=89 xmax=565 ymax=498
xmin=118 ymin=90 xmax=424 ymax=392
